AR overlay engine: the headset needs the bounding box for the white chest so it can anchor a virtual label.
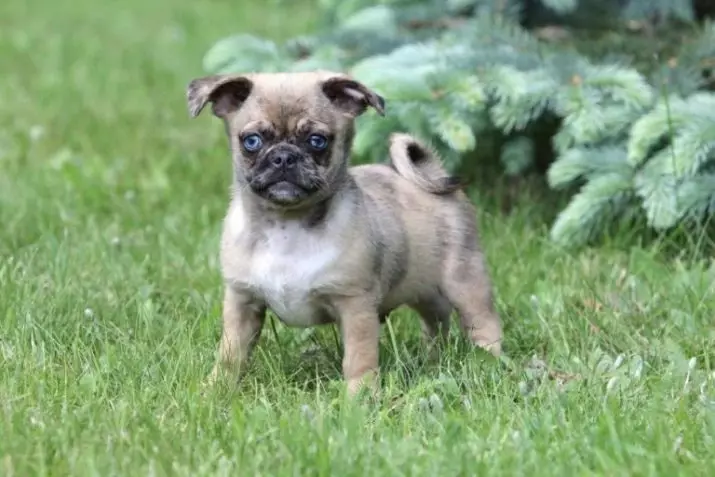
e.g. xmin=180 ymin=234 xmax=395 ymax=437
xmin=245 ymin=222 xmax=341 ymax=327
xmin=221 ymin=196 xmax=354 ymax=327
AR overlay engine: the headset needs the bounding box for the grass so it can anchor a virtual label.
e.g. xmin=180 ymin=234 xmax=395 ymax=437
xmin=1 ymin=0 xmax=714 ymax=475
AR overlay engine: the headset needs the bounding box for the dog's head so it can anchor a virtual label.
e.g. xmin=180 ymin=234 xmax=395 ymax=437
xmin=187 ymin=71 xmax=384 ymax=209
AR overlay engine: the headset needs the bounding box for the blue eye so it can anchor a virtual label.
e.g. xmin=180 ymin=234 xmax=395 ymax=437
xmin=308 ymin=134 xmax=328 ymax=150
xmin=242 ymin=134 xmax=263 ymax=152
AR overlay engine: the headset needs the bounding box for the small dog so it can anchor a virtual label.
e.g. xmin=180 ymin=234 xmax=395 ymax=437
xmin=187 ymin=71 xmax=502 ymax=395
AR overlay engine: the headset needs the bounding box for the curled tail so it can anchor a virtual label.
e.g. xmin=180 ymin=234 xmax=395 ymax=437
xmin=388 ymin=133 xmax=463 ymax=195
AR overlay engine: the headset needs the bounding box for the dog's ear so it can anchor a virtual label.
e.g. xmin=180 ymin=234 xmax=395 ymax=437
xmin=321 ymin=75 xmax=385 ymax=118
xmin=186 ymin=74 xmax=254 ymax=119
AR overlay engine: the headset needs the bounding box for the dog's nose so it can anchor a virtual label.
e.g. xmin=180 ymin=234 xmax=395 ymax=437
xmin=271 ymin=150 xmax=299 ymax=168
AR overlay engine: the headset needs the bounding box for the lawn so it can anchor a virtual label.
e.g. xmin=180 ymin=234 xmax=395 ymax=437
xmin=1 ymin=0 xmax=714 ymax=475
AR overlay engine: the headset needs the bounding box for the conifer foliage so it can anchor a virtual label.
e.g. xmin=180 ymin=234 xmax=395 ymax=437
xmin=201 ymin=0 xmax=715 ymax=247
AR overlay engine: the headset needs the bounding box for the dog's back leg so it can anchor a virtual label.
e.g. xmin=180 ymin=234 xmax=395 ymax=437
xmin=410 ymin=293 xmax=453 ymax=360
xmin=441 ymin=239 xmax=503 ymax=357
xmin=411 ymin=294 xmax=452 ymax=341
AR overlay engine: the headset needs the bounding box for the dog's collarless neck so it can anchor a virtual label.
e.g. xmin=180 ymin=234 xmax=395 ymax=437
xmin=240 ymin=194 xmax=336 ymax=229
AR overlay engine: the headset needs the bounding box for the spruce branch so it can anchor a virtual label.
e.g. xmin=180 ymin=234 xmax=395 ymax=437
xmin=634 ymin=163 xmax=680 ymax=229
xmin=676 ymin=173 xmax=715 ymax=223
xmin=547 ymin=146 xmax=633 ymax=189
xmin=550 ymin=173 xmax=635 ymax=246
xmin=539 ymin=0 xmax=579 ymax=15
xmin=621 ymin=0 xmax=695 ymax=23
xmin=627 ymin=94 xmax=690 ymax=166
xmin=484 ymin=66 xmax=557 ymax=132
xmin=429 ymin=105 xmax=478 ymax=152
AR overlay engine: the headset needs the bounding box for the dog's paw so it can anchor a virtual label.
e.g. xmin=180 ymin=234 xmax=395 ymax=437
xmin=346 ymin=370 xmax=380 ymax=401
xmin=199 ymin=371 xmax=218 ymax=397
xmin=477 ymin=339 xmax=502 ymax=357
xmin=199 ymin=364 xmax=235 ymax=395
xmin=466 ymin=326 xmax=503 ymax=358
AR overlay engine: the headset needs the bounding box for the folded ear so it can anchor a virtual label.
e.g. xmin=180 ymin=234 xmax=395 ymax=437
xmin=186 ymin=74 xmax=254 ymax=118
xmin=321 ymin=75 xmax=385 ymax=118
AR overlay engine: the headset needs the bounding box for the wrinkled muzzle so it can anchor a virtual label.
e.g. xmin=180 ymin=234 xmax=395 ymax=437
xmin=247 ymin=144 xmax=323 ymax=206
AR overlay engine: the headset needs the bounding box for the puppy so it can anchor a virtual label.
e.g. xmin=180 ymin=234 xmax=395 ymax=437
xmin=186 ymin=71 xmax=502 ymax=395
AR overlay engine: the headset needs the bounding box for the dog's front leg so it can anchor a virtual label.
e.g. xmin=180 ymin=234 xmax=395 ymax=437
xmin=208 ymin=286 xmax=265 ymax=384
xmin=332 ymin=295 xmax=381 ymax=397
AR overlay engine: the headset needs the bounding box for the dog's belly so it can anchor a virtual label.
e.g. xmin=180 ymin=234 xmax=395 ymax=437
xmin=257 ymin=278 xmax=332 ymax=327
xmin=268 ymin=295 xmax=329 ymax=327
xmin=246 ymin=228 xmax=340 ymax=327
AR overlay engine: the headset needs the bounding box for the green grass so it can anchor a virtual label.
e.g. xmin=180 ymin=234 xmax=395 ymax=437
xmin=1 ymin=0 xmax=715 ymax=475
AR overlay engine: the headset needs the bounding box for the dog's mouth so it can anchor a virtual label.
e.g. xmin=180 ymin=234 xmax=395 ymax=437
xmin=267 ymin=181 xmax=309 ymax=204
xmin=251 ymin=180 xmax=312 ymax=206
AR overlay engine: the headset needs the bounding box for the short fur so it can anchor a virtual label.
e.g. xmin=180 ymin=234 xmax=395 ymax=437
xmin=187 ymin=71 xmax=502 ymax=395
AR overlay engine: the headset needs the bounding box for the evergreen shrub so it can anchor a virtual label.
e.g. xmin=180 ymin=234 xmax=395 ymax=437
xmin=201 ymin=0 xmax=715 ymax=247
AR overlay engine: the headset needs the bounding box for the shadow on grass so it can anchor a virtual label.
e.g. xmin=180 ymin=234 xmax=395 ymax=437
xmin=211 ymin=309 xmax=515 ymax=401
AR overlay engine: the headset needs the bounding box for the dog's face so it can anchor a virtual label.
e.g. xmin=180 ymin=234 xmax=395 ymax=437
xmin=187 ymin=71 xmax=384 ymax=209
